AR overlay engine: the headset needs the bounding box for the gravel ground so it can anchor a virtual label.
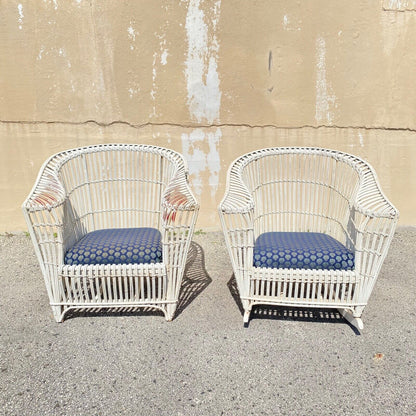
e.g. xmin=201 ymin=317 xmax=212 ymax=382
xmin=0 ymin=227 xmax=415 ymax=416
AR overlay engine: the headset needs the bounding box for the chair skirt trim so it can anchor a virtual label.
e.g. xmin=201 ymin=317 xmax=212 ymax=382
xmin=240 ymin=268 xmax=361 ymax=307
xmin=241 ymin=299 xmax=366 ymax=309
xmin=60 ymin=262 xmax=166 ymax=277
xmin=49 ymin=304 xmax=171 ymax=323
xmin=54 ymin=262 xmax=172 ymax=320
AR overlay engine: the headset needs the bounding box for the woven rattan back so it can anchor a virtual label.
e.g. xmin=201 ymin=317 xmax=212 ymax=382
xmin=240 ymin=150 xmax=360 ymax=245
xmin=56 ymin=146 xmax=179 ymax=251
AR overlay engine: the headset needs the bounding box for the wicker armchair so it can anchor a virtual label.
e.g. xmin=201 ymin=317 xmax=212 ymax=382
xmin=23 ymin=144 xmax=199 ymax=322
xmin=219 ymin=147 xmax=398 ymax=330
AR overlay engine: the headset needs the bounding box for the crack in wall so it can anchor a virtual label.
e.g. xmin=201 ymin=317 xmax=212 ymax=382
xmin=1 ymin=119 xmax=416 ymax=133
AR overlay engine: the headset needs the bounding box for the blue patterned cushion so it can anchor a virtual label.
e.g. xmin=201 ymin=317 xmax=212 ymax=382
xmin=64 ymin=228 xmax=162 ymax=265
xmin=253 ymin=232 xmax=354 ymax=270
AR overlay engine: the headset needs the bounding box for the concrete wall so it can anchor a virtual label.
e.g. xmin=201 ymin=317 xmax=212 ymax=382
xmin=1 ymin=0 xmax=415 ymax=231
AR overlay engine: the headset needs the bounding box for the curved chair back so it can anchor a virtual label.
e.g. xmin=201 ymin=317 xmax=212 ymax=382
xmin=27 ymin=144 xmax=186 ymax=253
xmin=237 ymin=148 xmax=361 ymax=247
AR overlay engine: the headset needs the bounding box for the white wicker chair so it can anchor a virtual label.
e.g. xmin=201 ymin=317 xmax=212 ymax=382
xmin=23 ymin=144 xmax=199 ymax=322
xmin=219 ymin=147 xmax=398 ymax=330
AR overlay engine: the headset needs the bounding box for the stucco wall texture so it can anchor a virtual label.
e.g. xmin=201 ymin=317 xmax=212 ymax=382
xmin=1 ymin=0 xmax=415 ymax=231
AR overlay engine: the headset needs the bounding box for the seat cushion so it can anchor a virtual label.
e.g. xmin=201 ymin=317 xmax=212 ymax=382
xmin=64 ymin=228 xmax=162 ymax=266
xmin=253 ymin=232 xmax=354 ymax=270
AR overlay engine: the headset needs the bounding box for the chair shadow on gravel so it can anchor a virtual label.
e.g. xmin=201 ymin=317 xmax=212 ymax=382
xmin=175 ymin=241 xmax=211 ymax=317
xmin=65 ymin=241 xmax=211 ymax=321
xmin=227 ymin=274 xmax=360 ymax=334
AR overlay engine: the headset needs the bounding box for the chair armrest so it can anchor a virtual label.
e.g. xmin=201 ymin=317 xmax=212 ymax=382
xmin=23 ymin=153 xmax=67 ymax=212
xmin=353 ymin=161 xmax=398 ymax=220
xmin=22 ymin=157 xmax=69 ymax=277
xmin=218 ymin=169 xmax=254 ymax=215
xmin=161 ymin=169 xmax=199 ymax=225
xmin=161 ymin=168 xmax=199 ymax=261
xmin=218 ymin=162 xmax=255 ymax=280
xmin=23 ymin=173 xmax=66 ymax=211
xmin=349 ymin=164 xmax=399 ymax=284
xmin=160 ymin=169 xmax=199 ymax=303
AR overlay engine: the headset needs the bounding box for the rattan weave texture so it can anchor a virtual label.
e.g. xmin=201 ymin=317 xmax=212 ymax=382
xmin=23 ymin=144 xmax=199 ymax=322
xmin=219 ymin=147 xmax=398 ymax=330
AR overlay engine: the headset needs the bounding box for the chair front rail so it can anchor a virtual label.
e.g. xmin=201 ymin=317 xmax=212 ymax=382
xmin=59 ymin=263 xmax=167 ymax=308
xmin=248 ymin=268 xmax=358 ymax=305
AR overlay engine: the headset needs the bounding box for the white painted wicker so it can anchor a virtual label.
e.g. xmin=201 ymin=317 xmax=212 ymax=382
xmin=219 ymin=147 xmax=398 ymax=330
xmin=23 ymin=144 xmax=199 ymax=322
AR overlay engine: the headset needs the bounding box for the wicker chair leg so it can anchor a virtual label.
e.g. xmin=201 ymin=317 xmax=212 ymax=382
xmin=243 ymin=309 xmax=251 ymax=324
xmin=165 ymin=303 xmax=177 ymax=322
xmin=52 ymin=305 xmax=64 ymax=323
xmin=338 ymin=308 xmax=364 ymax=330
xmin=243 ymin=302 xmax=253 ymax=326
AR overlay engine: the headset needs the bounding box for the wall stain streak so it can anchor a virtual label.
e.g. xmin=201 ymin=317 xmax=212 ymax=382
xmin=315 ymin=36 xmax=337 ymax=125
xmin=181 ymin=129 xmax=221 ymax=199
xmin=17 ymin=4 xmax=24 ymax=30
xmin=383 ymin=0 xmax=416 ymax=11
xmin=184 ymin=0 xmax=222 ymax=123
